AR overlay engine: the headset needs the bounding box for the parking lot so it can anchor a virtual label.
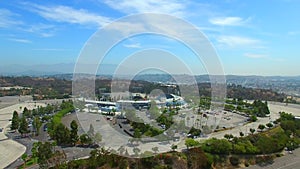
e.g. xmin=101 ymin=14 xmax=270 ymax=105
xmin=217 ymin=111 xmax=248 ymax=129
xmin=0 ymin=98 xmax=300 ymax=164
xmin=0 ymin=97 xmax=46 ymax=169
xmin=76 ymin=111 xmax=175 ymax=156
xmin=0 ymin=96 xmax=32 ymax=109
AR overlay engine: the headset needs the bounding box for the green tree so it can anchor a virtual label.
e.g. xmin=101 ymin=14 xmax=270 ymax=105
xmin=256 ymin=135 xmax=277 ymax=154
xmin=54 ymin=123 xmax=70 ymax=145
xmin=239 ymin=132 xmax=244 ymax=137
xmin=286 ymin=139 xmax=298 ymax=151
xmin=111 ymin=108 xmax=116 ymax=115
xmin=37 ymin=142 xmax=54 ymax=168
xmin=258 ymin=124 xmax=265 ymax=132
xmin=185 ymin=138 xmax=200 ymax=149
xmin=252 ymin=100 xmax=270 ymax=117
xmin=280 ymin=120 xmax=297 ymax=133
xmin=250 ymin=115 xmax=257 ymax=122
xmin=233 ymin=139 xmax=258 ymax=154
xmin=18 ymin=116 xmax=29 ymax=136
xmin=80 ymin=134 xmax=92 ymax=145
xmin=87 ymin=124 xmax=95 ymax=138
xmin=33 ymin=116 xmax=42 ymax=136
xmin=266 ymin=122 xmax=273 ymax=128
xmin=21 ymin=153 xmax=28 ymax=168
xmin=202 ymin=138 xmax=232 ymax=154
xmin=250 ymin=128 xmax=255 ymax=135
xmin=31 ymin=142 xmax=40 ymax=159
xmin=94 ymin=132 xmax=102 ymax=143
xmin=149 ymin=100 xmax=160 ymax=119
xmin=171 ymin=144 xmax=177 ymax=152
xmin=11 ymin=111 xmax=19 ymax=131
xmin=134 ymin=129 xmax=142 ymax=138
xmin=23 ymin=107 xmax=31 ymax=118
xmin=279 ymin=112 xmax=295 ymax=121
xmin=188 ymin=127 xmax=202 ymax=137
xmin=224 ymin=134 xmax=236 ymax=153
xmin=70 ymin=120 xmax=79 ymax=145
xmin=224 ymin=134 xmax=234 ymax=141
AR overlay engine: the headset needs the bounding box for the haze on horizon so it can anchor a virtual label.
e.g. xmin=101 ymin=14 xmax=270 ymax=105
xmin=1 ymin=0 xmax=300 ymax=76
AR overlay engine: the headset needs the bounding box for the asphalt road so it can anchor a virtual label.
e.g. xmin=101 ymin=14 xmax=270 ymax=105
xmin=246 ymin=148 xmax=300 ymax=169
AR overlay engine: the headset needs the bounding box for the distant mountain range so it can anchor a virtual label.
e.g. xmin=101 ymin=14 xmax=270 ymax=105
xmin=1 ymin=63 xmax=300 ymax=96
xmin=51 ymin=73 xmax=300 ymax=96
xmin=0 ymin=63 xmax=119 ymax=76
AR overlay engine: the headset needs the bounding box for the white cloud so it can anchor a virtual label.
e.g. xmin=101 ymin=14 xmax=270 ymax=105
xmin=123 ymin=43 xmax=141 ymax=48
xmin=103 ymin=0 xmax=187 ymax=17
xmin=197 ymin=26 xmax=220 ymax=32
xmin=244 ymin=53 xmax=267 ymax=59
xmin=0 ymin=9 xmax=23 ymax=28
xmin=209 ymin=16 xmax=250 ymax=26
xmin=24 ymin=3 xmax=111 ymax=27
xmin=24 ymin=23 xmax=56 ymax=37
xmin=8 ymin=38 xmax=32 ymax=43
xmin=217 ymin=35 xmax=261 ymax=47
xmin=0 ymin=8 xmax=56 ymax=37
xmin=104 ymin=21 xmax=146 ymax=35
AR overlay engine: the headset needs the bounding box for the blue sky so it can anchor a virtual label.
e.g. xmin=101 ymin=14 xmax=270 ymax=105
xmin=0 ymin=0 xmax=300 ymax=76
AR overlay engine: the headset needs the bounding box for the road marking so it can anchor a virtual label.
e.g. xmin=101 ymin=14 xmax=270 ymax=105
xmin=277 ymin=159 xmax=300 ymax=169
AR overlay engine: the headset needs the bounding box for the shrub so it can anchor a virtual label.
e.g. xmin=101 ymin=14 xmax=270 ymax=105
xmin=229 ymin=156 xmax=240 ymax=166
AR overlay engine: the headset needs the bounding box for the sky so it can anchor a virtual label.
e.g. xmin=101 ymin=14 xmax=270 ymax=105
xmin=0 ymin=0 xmax=300 ymax=76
